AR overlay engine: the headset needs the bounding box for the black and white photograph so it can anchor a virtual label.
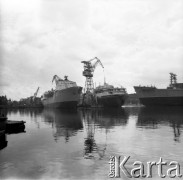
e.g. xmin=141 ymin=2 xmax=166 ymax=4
xmin=0 ymin=0 xmax=183 ymax=179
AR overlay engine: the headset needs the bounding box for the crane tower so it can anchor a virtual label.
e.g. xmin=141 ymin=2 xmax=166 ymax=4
xmin=170 ymin=73 xmax=177 ymax=86
xmin=81 ymin=57 xmax=104 ymax=93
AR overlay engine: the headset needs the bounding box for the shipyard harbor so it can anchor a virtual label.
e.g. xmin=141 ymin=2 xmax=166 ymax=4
xmin=1 ymin=58 xmax=183 ymax=180
xmin=1 ymin=0 xmax=183 ymax=179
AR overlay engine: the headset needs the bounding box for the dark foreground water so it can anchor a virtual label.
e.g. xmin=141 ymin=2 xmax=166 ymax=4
xmin=0 ymin=107 xmax=183 ymax=180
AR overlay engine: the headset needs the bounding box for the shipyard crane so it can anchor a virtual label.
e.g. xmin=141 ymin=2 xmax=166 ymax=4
xmin=170 ymin=73 xmax=177 ymax=86
xmin=81 ymin=57 xmax=104 ymax=92
xmin=52 ymin=75 xmax=63 ymax=85
xmin=33 ymin=87 xmax=39 ymax=98
xmin=33 ymin=87 xmax=39 ymax=100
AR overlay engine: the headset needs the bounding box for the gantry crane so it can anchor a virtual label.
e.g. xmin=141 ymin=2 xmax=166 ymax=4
xmin=81 ymin=57 xmax=104 ymax=93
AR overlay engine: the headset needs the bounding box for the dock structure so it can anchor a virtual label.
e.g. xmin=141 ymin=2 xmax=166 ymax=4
xmin=6 ymin=120 xmax=26 ymax=134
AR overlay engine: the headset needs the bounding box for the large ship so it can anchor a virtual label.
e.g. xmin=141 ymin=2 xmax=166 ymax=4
xmin=134 ymin=73 xmax=183 ymax=106
xmin=94 ymin=82 xmax=128 ymax=107
xmin=41 ymin=75 xmax=82 ymax=108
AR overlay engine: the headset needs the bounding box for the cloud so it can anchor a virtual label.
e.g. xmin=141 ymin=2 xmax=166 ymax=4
xmin=0 ymin=0 xmax=183 ymax=100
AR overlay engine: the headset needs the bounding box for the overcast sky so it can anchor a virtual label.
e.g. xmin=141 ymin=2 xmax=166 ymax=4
xmin=0 ymin=0 xmax=183 ymax=100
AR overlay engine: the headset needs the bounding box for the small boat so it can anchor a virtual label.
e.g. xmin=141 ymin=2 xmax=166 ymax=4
xmin=5 ymin=120 xmax=26 ymax=134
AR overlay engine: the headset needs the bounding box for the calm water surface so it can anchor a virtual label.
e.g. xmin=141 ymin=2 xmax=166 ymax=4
xmin=0 ymin=107 xmax=183 ymax=179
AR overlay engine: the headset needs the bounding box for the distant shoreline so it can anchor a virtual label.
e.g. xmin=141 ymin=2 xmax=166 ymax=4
xmin=0 ymin=105 xmax=43 ymax=109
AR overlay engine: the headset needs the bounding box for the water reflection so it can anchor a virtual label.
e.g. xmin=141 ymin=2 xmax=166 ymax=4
xmin=43 ymin=109 xmax=83 ymax=142
xmin=137 ymin=107 xmax=183 ymax=142
xmin=7 ymin=108 xmax=43 ymax=118
xmin=80 ymin=108 xmax=129 ymax=159
xmin=0 ymin=107 xmax=183 ymax=179
xmin=80 ymin=108 xmax=129 ymax=129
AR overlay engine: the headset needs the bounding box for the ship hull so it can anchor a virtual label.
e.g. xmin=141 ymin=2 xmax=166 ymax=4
xmin=134 ymin=86 xmax=183 ymax=106
xmin=42 ymin=87 xmax=82 ymax=109
xmin=43 ymin=101 xmax=78 ymax=108
xmin=97 ymin=95 xmax=127 ymax=107
xmin=139 ymin=97 xmax=183 ymax=106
